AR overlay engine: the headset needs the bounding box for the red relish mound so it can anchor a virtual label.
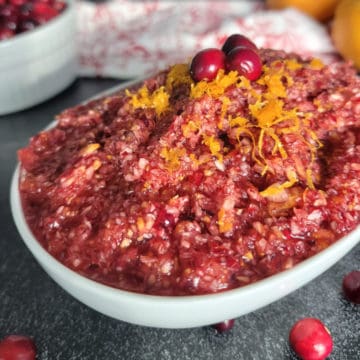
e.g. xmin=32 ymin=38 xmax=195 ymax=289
xmin=18 ymin=49 xmax=360 ymax=295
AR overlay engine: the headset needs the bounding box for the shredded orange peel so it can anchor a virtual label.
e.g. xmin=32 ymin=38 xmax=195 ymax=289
xmin=160 ymin=147 xmax=187 ymax=171
xmin=125 ymin=85 xmax=170 ymax=116
xmin=125 ymin=57 xmax=324 ymax=196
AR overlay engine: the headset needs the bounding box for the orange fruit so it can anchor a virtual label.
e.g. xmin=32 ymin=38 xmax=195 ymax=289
xmin=331 ymin=0 xmax=360 ymax=69
xmin=266 ymin=0 xmax=340 ymax=21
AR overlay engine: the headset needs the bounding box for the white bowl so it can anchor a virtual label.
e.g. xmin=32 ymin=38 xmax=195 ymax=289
xmin=10 ymin=163 xmax=360 ymax=329
xmin=0 ymin=0 xmax=77 ymax=115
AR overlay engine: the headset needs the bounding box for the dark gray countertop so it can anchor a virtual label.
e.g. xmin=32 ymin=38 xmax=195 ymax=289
xmin=0 ymin=78 xmax=359 ymax=360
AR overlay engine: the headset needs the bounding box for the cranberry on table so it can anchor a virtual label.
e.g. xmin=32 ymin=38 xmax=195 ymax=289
xmin=0 ymin=335 xmax=37 ymax=360
xmin=225 ymin=46 xmax=263 ymax=81
xmin=212 ymin=319 xmax=235 ymax=333
xmin=190 ymin=48 xmax=225 ymax=82
xmin=289 ymin=318 xmax=333 ymax=360
xmin=342 ymin=270 xmax=360 ymax=304
xmin=222 ymin=33 xmax=258 ymax=54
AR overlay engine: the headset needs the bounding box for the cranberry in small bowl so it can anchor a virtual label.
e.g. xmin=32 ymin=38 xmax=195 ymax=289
xmin=0 ymin=0 xmax=77 ymax=115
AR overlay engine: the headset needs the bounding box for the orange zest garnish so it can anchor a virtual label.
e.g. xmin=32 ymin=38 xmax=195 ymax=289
xmin=126 ymin=85 xmax=170 ymax=116
xmin=166 ymin=63 xmax=193 ymax=91
xmin=126 ymin=57 xmax=323 ymax=197
xmin=160 ymin=147 xmax=187 ymax=171
xmin=202 ymin=134 xmax=223 ymax=162
xmin=190 ymin=69 xmax=241 ymax=99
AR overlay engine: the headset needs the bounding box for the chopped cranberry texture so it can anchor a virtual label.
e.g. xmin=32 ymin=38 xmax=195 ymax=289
xmin=18 ymin=49 xmax=360 ymax=295
xmin=0 ymin=0 xmax=66 ymax=40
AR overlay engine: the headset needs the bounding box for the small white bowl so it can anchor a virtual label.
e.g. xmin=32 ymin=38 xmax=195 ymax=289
xmin=10 ymin=163 xmax=360 ymax=329
xmin=0 ymin=0 xmax=77 ymax=115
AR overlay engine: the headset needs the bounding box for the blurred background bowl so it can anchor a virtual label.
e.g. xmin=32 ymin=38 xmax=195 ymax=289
xmin=0 ymin=0 xmax=77 ymax=116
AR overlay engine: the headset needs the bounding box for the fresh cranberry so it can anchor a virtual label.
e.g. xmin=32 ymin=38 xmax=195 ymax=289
xmin=225 ymin=46 xmax=262 ymax=81
xmin=0 ymin=335 xmax=37 ymax=360
xmin=212 ymin=319 xmax=235 ymax=333
xmin=9 ymin=0 xmax=27 ymax=6
xmin=18 ymin=18 xmax=37 ymax=32
xmin=342 ymin=270 xmax=360 ymax=304
xmin=4 ymin=14 xmax=18 ymax=30
xmin=0 ymin=4 xmax=17 ymax=17
xmin=32 ymin=2 xmax=58 ymax=23
xmin=190 ymin=48 xmax=225 ymax=82
xmin=19 ymin=3 xmax=33 ymax=17
xmin=53 ymin=0 xmax=66 ymax=12
xmin=289 ymin=318 xmax=333 ymax=360
xmin=0 ymin=27 xmax=14 ymax=39
xmin=0 ymin=5 xmax=18 ymax=29
xmin=222 ymin=34 xmax=258 ymax=54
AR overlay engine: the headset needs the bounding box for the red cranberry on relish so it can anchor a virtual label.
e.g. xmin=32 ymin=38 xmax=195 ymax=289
xmin=342 ymin=270 xmax=360 ymax=304
xmin=0 ymin=335 xmax=37 ymax=360
xmin=289 ymin=318 xmax=333 ymax=360
xmin=190 ymin=48 xmax=225 ymax=82
xmin=225 ymin=46 xmax=262 ymax=81
xmin=222 ymin=33 xmax=258 ymax=54
xmin=212 ymin=319 xmax=235 ymax=333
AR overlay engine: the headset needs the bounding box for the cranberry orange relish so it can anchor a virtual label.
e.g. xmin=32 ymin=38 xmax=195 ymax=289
xmin=18 ymin=42 xmax=360 ymax=296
